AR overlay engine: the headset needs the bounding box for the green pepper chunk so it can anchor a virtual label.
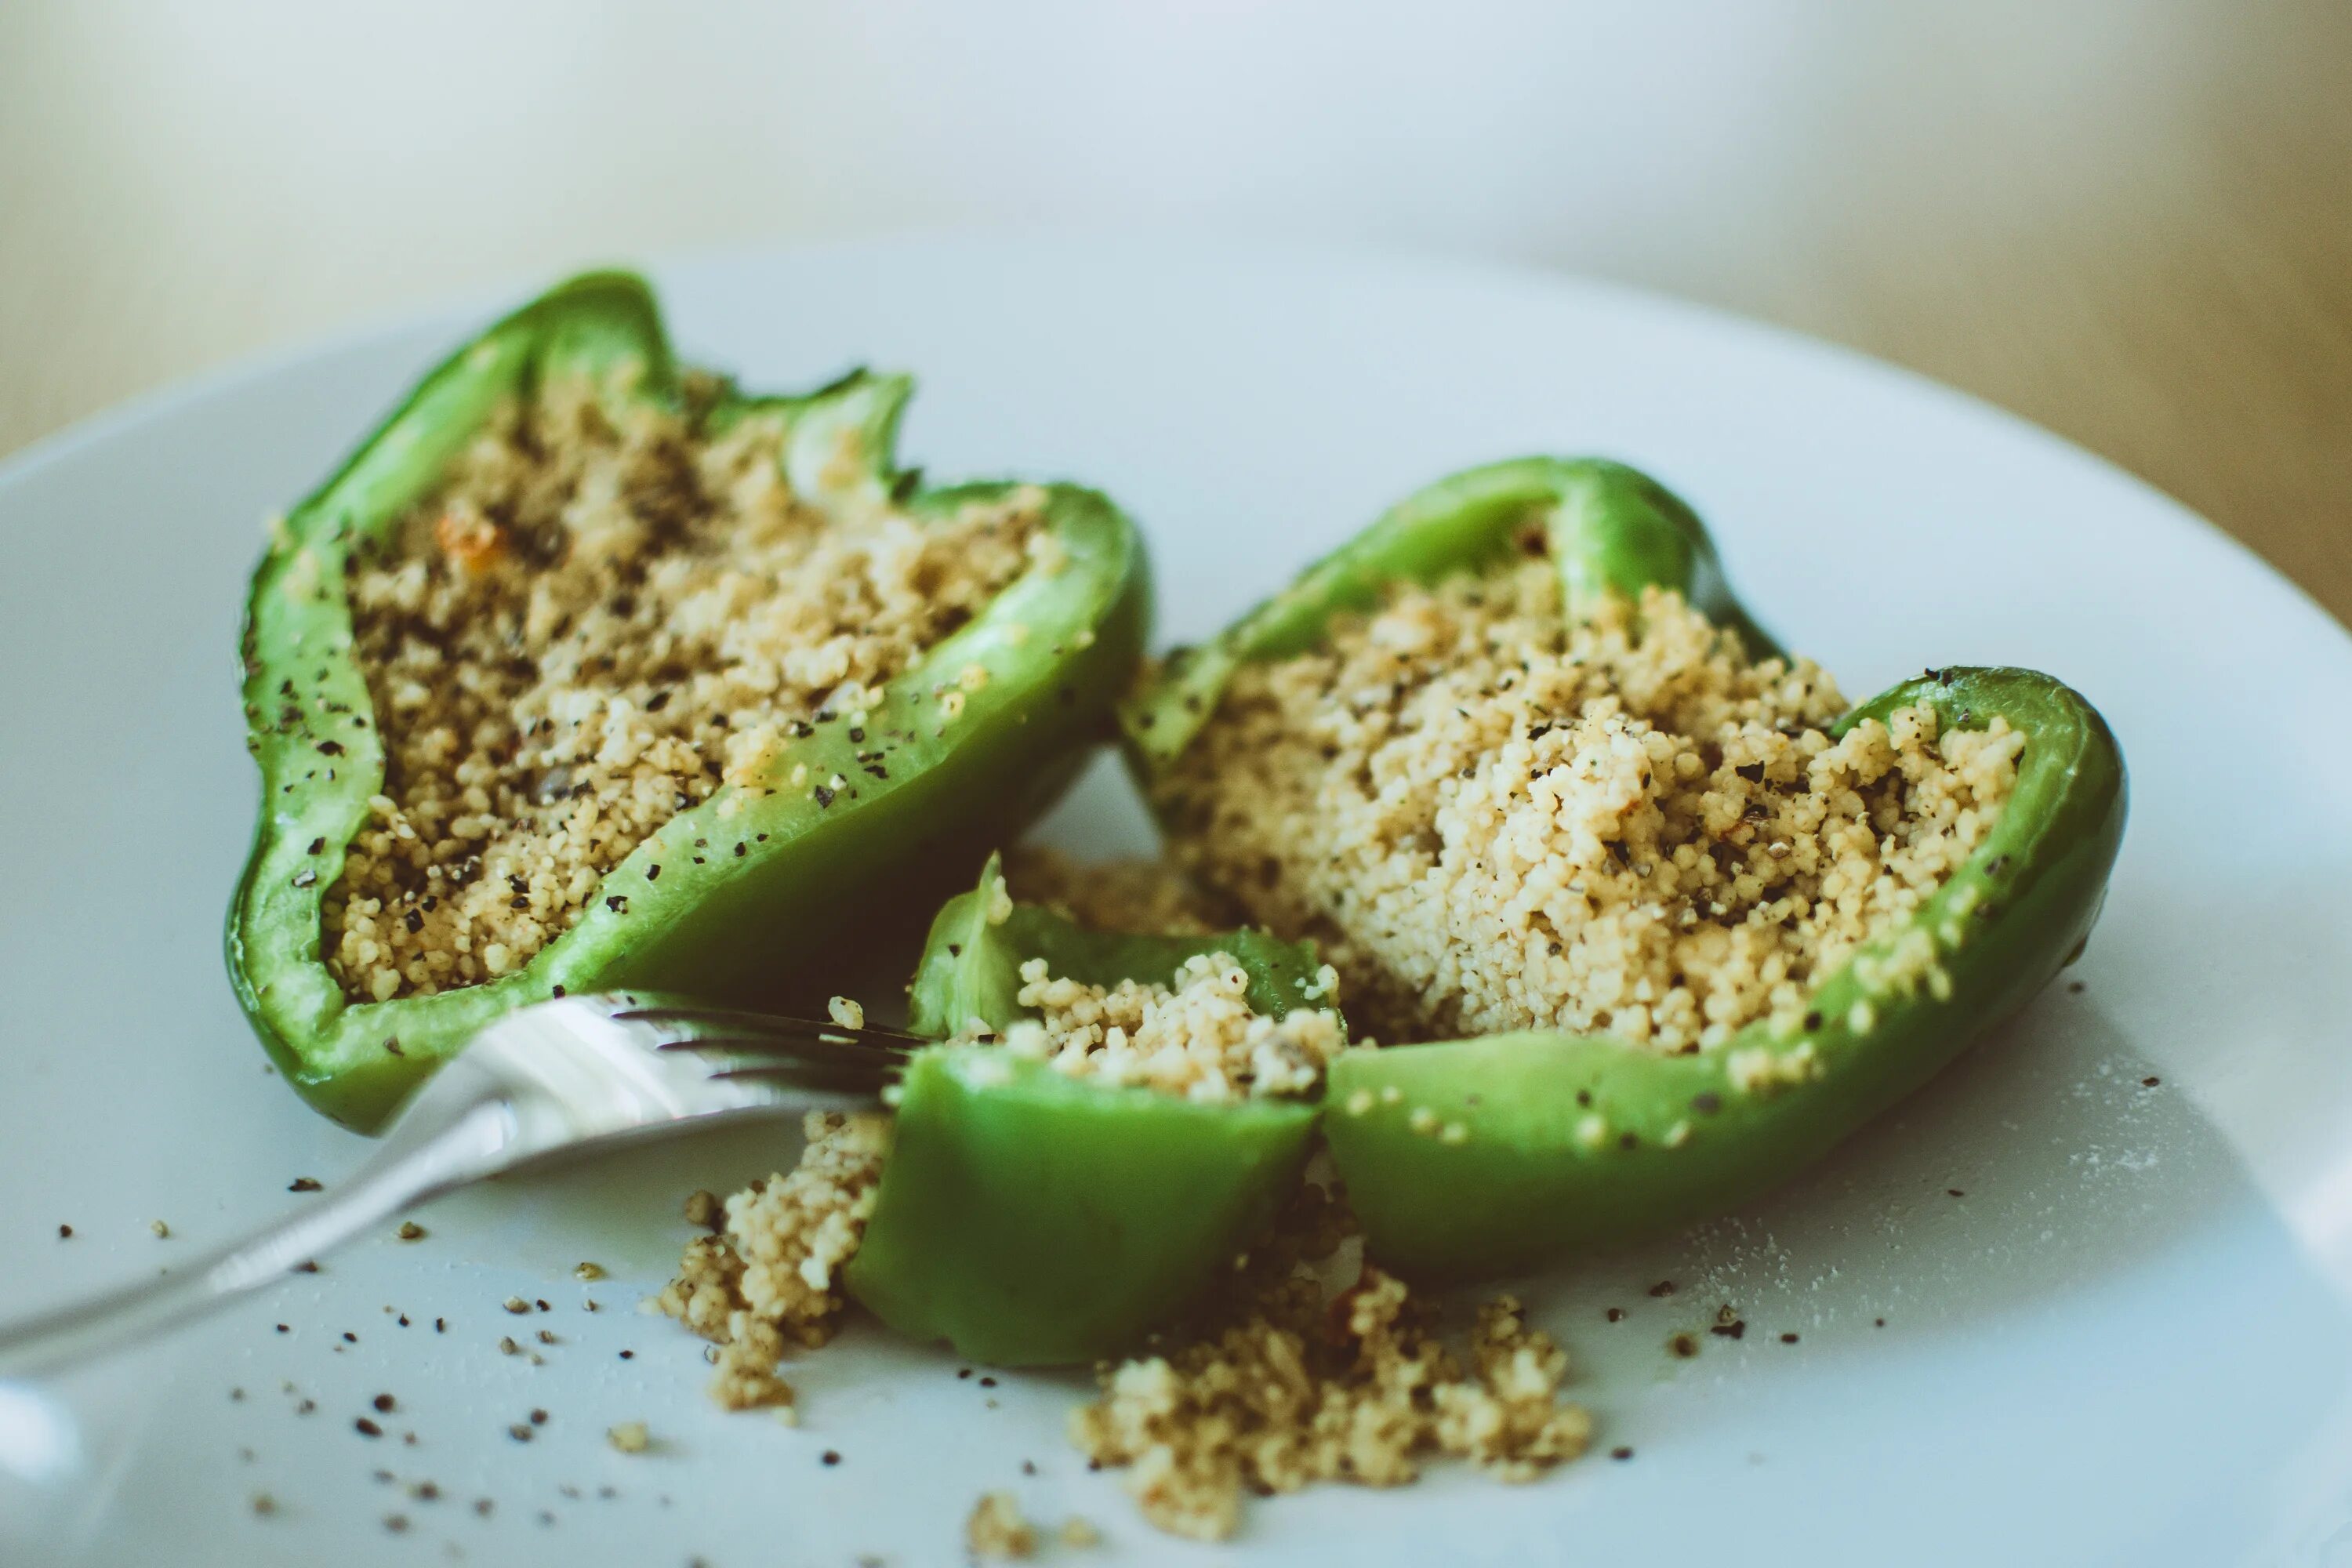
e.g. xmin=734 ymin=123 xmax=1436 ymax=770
xmin=1123 ymin=457 xmax=2127 ymax=1279
xmin=229 ymin=274 xmax=1150 ymax=1131
xmin=844 ymin=857 xmax=1330 ymax=1365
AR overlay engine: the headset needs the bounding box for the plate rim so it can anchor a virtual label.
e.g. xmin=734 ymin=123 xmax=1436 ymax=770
xmin=2 ymin=228 xmax=2341 ymax=650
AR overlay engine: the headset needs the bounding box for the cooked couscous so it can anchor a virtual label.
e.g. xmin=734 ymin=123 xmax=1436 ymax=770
xmin=951 ymin=952 xmax=1348 ymax=1102
xmin=1070 ymin=1182 xmax=1590 ymax=1541
xmin=653 ymin=1109 xmax=891 ymax=1415
xmin=325 ymin=372 xmax=1047 ymax=1002
xmin=1153 ymin=557 xmax=2023 ymax=1053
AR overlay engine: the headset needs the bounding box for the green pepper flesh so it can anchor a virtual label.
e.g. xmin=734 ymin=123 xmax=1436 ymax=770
xmin=844 ymin=858 xmax=1328 ymax=1365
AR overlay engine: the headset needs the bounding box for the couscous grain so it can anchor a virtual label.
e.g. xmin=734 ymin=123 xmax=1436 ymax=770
xmin=964 ymin=1491 xmax=1040 ymax=1559
xmin=1069 ymin=1185 xmax=1591 ymax=1541
xmin=952 ymin=953 xmax=1348 ymax=1102
xmin=653 ymin=1110 xmax=891 ymax=1412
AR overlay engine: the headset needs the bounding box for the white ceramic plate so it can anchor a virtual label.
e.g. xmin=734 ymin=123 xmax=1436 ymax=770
xmin=4 ymin=238 xmax=2351 ymax=1568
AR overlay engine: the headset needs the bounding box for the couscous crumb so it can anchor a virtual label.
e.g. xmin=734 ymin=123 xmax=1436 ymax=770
xmin=1069 ymin=1187 xmax=1591 ymax=1541
xmin=653 ymin=1110 xmax=891 ymax=1411
xmin=965 ymin=1491 xmax=1039 ymax=1559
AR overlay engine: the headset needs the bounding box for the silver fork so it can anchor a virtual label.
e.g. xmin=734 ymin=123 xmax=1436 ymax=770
xmin=0 ymin=992 xmax=921 ymax=1381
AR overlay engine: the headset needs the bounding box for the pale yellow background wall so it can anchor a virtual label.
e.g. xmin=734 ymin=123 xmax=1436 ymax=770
xmin=2 ymin=0 xmax=2346 ymax=622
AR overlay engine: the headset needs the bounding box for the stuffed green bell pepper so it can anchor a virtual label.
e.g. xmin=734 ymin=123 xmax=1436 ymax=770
xmin=230 ymin=274 xmax=1149 ymax=1131
xmin=1125 ymin=457 xmax=2126 ymax=1279
xmin=843 ymin=856 xmax=1341 ymax=1365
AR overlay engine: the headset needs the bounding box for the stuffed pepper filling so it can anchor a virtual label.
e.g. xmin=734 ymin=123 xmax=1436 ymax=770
xmin=1152 ymin=547 xmax=2024 ymax=1057
xmin=325 ymin=373 xmax=1046 ymax=1003
xmin=953 ymin=949 xmax=1347 ymax=1102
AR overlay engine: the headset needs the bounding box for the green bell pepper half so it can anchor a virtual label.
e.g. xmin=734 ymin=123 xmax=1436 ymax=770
xmin=229 ymin=274 xmax=1151 ymax=1132
xmin=1123 ymin=457 xmax=2127 ymax=1279
xmin=843 ymin=856 xmax=1330 ymax=1365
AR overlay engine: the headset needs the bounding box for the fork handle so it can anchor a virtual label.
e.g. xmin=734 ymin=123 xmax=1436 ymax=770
xmin=0 ymin=1094 xmax=515 ymax=1381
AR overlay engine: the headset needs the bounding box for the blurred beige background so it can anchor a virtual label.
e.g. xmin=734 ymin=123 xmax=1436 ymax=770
xmin=2 ymin=0 xmax=2346 ymax=624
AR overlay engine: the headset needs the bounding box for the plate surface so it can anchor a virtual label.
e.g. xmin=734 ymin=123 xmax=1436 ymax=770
xmin=4 ymin=236 xmax=2351 ymax=1567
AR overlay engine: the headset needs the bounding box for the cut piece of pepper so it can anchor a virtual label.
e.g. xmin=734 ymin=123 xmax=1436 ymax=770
xmin=229 ymin=274 xmax=1151 ymax=1131
xmin=1123 ymin=457 xmax=2127 ymax=1279
xmin=844 ymin=857 xmax=1330 ymax=1366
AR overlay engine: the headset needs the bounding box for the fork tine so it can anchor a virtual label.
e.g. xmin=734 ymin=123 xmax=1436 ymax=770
xmin=655 ymin=1027 xmax=918 ymax=1063
xmin=657 ymin=1026 xmax=906 ymax=1092
xmin=612 ymin=1001 xmax=929 ymax=1054
xmin=707 ymin=1060 xmax=908 ymax=1091
xmin=670 ymin=1038 xmax=914 ymax=1090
